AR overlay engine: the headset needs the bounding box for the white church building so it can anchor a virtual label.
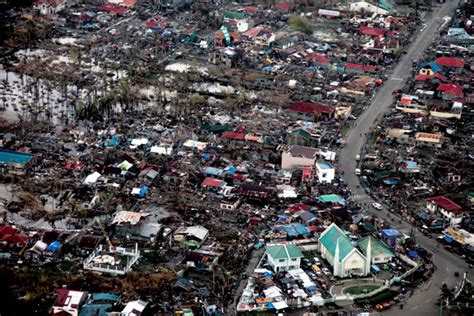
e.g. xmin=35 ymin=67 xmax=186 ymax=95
xmin=318 ymin=223 xmax=371 ymax=278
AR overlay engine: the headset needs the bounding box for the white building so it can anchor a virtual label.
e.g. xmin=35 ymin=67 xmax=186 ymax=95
xmin=427 ymin=196 xmax=464 ymax=225
xmin=34 ymin=0 xmax=67 ymax=15
xmin=281 ymin=145 xmax=320 ymax=170
xmin=315 ymin=161 xmax=335 ymax=184
xmin=52 ymin=289 xmax=88 ymax=316
xmin=265 ymin=243 xmax=304 ymax=272
xmin=349 ymin=1 xmax=391 ymax=16
xmin=318 ymin=223 xmax=369 ymax=278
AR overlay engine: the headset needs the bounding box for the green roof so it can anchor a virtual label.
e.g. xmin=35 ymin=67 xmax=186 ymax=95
xmin=378 ymin=0 xmax=394 ymax=11
xmin=374 ymin=171 xmax=391 ymax=180
xmin=319 ymin=224 xmax=354 ymax=262
xmin=359 ymin=236 xmax=393 ymax=258
xmin=224 ymin=11 xmax=246 ymax=20
xmin=318 ymin=194 xmax=344 ymax=203
xmin=266 ymin=244 xmax=303 ymax=260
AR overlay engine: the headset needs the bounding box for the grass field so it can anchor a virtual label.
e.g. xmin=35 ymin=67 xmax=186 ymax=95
xmin=345 ymin=284 xmax=381 ymax=295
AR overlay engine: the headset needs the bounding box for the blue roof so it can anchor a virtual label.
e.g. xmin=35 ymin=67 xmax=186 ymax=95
xmin=0 ymin=149 xmax=34 ymax=165
xmin=406 ymin=161 xmax=417 ymax=169
xmin=319 ymin=224 xmax=355 ymax=262
xmin=381 ymin=229 xmax=401 ymax=238
xmin=204 ymin=167 xmax=223 ymax=176
xmin=420 ymin=61 xmax=441 ymax=73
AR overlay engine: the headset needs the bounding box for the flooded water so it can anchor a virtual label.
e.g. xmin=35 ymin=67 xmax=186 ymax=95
xmin=0 ymin=67 xmax=76 ymax=124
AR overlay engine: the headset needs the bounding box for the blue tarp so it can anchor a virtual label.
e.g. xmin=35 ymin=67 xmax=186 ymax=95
xmin=202 ymin=153 xmax=211 ymax=160
xmin=444 ymin=235 xmax=453 ymax=243
xmin=383 ymin=179 xmax=399 ymax=185
xmin=262 ymin=66 xmax=273 ymax=72
xmin=418 ymin=212 xmax=428 ymax=218
xmin=139 ymin=185 xmax=149 ymax=197
xmin=104 ymin=135 xmax=121 ymax=148
xmin=408 ymin=250 xmax=421 ymax=259
xmin=225 ymin=166 xmax=236 ymax=174
xmin=46 ymin=241 xmax=61 ymax=253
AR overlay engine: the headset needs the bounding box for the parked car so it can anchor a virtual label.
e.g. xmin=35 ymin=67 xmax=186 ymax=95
xmin=302 ymin=258 xmax=311 ymax=268
xmin=322 ymin=267 xmax=331 ymax=276
xmin=372 ymin=202 xmax=383 ymax=210
xmin=312 ymin=257 xmax=321 ymax=265
xmin=308 ymin=272 xmax=317 ymax=280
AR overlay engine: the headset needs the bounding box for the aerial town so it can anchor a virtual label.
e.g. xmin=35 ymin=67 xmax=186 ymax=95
xmin=0 ymin=0 xmax=472 ymax=315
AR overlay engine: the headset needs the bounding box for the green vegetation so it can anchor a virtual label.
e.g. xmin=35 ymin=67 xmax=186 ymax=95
xmin=288 ymin=16 xmax=313 ymax=34
xmin=355 ymin=289 xmax=394 ymax=305
xmin=345 ymin=284 xmax=381 ymax=295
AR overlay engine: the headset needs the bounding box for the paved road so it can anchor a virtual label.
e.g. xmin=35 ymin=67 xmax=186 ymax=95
xmin=338 ymin=1 xmax=471 ymax=315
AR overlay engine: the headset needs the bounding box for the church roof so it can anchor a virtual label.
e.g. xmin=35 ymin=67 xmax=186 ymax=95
xmin=359 ymin=236 xmax=393 ymax=257
xmin=319 ymin=223 xmax=354 ymax=262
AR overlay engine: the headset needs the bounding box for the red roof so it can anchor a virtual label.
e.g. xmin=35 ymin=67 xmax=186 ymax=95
xmin=287 ymin=203 xmax=311 ymax=212
xmin=0 ymin=225 xmax=16 ymax=237
xmin=427 ymin=196 xmax=463 ymax=214
xmin=202 ymin=178 xmax=224 ymax=188
xmin=437 ymin=83 xmax=463 ymax=96
xmin=360 ymin=25 xmax=385 ymax=37
xmin=435 ymin=57 xmax=465 ymax=68
xmin=243 ymin=7 xmax=258 ymax=12
xmin=414 ymin=73 xmax=446 ymax=82
xmin=275 ymin=2 xmax=293 ymax=11
xmin=99 ymin=5 xmax=129 ymax=15
xmin=243 ymin=27 xmax=263 ymax=38
xmin=344 ymin=63 xmax=377 ymax=72
xmin=145 ymin=20 xmax=158 ymax=28
xmin=2 ymin=234 xmax=29 ymax=245
xmin=305 ymin=53 xmax=330 ymax=64
xmin=222 ymin=132 xmax=246 ymax=140
xmin=288 ymin=102 xmax=334 ymax=115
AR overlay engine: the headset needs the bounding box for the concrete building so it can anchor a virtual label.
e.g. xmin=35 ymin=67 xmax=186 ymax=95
xmin=315 ymin=161 xmax=335 ymax=184
xmin=359 ymin=236 xmax=394 ymax=264
xmin=349 ymin=1 xmax=391 ymax=16
xmin=265 ymin=244 xmax=304 ymax=272
xmin=427 ymin=196 xmax=464 ymax=225
xmin=281 ymin=145 xmax=319 ymax=170
xmin=318 ymin=223 xmax=369 ymax=278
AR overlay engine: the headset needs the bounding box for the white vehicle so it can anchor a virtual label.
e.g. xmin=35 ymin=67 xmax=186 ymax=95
xmin=322 ymin=267 xmax=332 ymax=276
xmin=313 ymin=257 xmax=321 ymax=265
xmin=372 ymin=202 xmax=383 ymax=210
xmin=355 ymin=168 xmax=361 ymax=175
xmin=355 ymin=155 xmax=361 ymax=161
